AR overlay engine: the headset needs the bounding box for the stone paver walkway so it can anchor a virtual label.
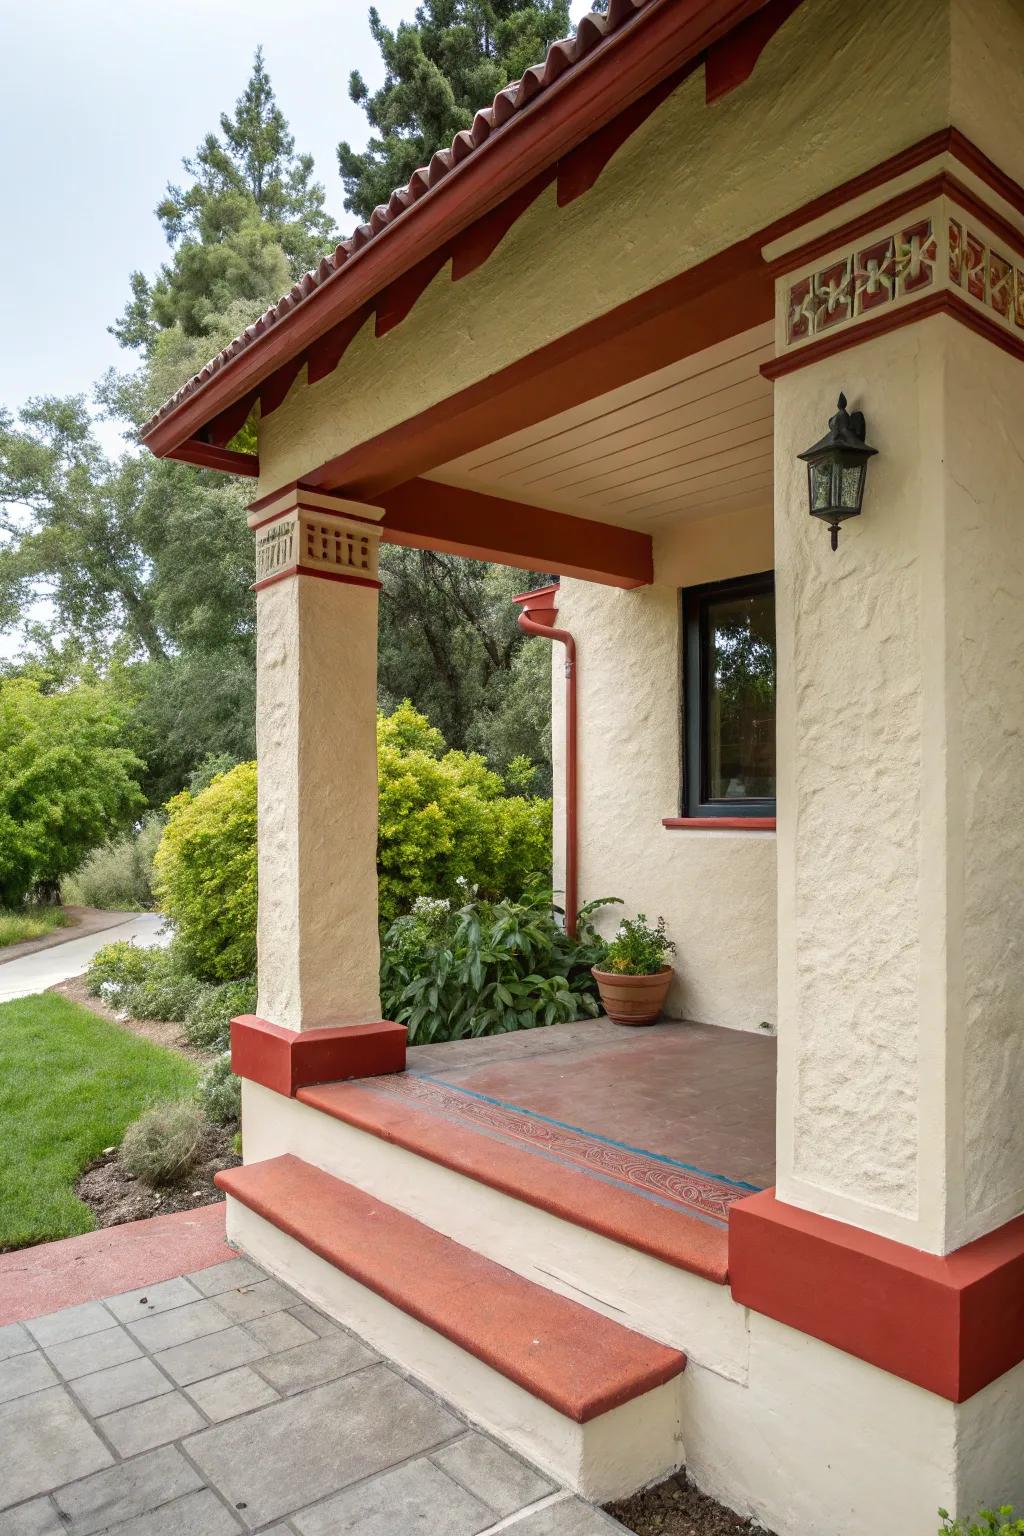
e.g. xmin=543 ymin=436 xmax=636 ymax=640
xmin=0 ymin=1256 xmax=627 ymax=1535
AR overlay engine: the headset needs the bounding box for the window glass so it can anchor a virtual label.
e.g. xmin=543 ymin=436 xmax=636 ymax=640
xmin=704 ymin=589 xmax=776 ymax=802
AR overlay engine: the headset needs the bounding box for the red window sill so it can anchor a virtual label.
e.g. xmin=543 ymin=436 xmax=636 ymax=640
xmin=662 ymin=816 xmax=776 ymax=830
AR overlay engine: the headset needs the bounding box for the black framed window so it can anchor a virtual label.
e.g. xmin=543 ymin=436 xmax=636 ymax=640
xmin=681 ymin=571 xmax=776 ymax=818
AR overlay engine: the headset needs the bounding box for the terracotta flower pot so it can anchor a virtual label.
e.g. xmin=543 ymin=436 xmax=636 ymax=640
xmin=591 ymin=965 xmax=674 ymax=1026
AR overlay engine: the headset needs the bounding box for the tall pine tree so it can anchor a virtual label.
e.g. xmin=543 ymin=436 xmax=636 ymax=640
xmin=338 ymin=2 xmax=571 ymax=219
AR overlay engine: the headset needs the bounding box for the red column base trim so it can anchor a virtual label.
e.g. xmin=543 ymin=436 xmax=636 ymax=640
xmin=230 ymin=1014 xmax=407 ymax=1097
xmin=729 ymin=1188 xmax=1024 ymax=1402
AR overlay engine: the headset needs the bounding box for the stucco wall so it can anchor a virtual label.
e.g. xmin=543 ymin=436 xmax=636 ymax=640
xmin=773 ymin=317 xmax=1024 ymax=1254
xmin=256 ymin=0 xmax=951 ymax=496
xmin=949 ymin=333 xmax=1024 ymax=1243
xmin=553 ymin=508 xmax=777 ymax=1033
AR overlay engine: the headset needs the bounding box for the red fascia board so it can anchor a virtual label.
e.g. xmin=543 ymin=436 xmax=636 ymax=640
xmin=141 ymin=0 xmax=780 ymax=460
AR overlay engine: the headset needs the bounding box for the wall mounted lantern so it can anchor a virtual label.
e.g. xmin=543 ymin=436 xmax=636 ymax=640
xmin=797 ymin=393 xmax=877 ymax=551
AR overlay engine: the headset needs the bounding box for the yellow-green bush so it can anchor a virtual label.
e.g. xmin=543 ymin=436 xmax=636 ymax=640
xmin=152 ymin=704 xmax=551 ymax=979
xmin=154 ymin=762 xmax=258 ymax=982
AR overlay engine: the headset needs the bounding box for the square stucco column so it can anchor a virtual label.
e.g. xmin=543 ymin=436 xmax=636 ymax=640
xmin=248 ymin=489 xmax=387 ymax=1036
xmin=771 ymin=316 xmax=1024 ymax=1257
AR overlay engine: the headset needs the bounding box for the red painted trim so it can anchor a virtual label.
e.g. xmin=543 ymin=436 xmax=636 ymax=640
xmin=513 ymin=587 xmax=578 ymax=937
xmin=450 ymin=171 xmax=555 ymax=280
xmin=208 ymin=390 xmax=259 ymax=449
xmin=662 ymin=816 xmax=776 ymax=829
xmin=729 ymin=1189 xmax=1024 ymax=1402
xmin=142 ymin=0 xmax=776 ymax=459
xmin=166 ymin=439 xmax=260 ymax=476
xmin=556 ymin=65 xmax=688 ymax=206
xmin=306 ymin=305 xmax=373 ymax=385
xmin=949 ymin=127 xmax=1024 ymax=219
xmin=309 ymin=235 xmax=770 ymax=498
xmin=230 ymin=1014 xmax=406 ymax=1097
xmin=375 ymin=247 xmax=450 ymax=336
xmin=762 ymin=289 xmax=1024 ymax=379
xmin=251 ymin=566 xmax=384 ymax=594
xmin=216 ymin=1153 xmax=686 ymax=1421
xmin=704 ymin=0 xmax=803 ymax=104
xmin=259 ymin=356 xmax=305 ymax=417
xmin=377 ymin=478 xmax=653 ymax=588
xmin=298 ymin=1079 xmax=730 ymax=1284
xmin=767 ymin=171 xmax=1024 ymax=279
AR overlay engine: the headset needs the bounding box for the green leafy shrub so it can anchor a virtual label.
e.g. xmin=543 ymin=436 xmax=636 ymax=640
xmin=183 ymin=978 xmax=257 ymax=1051
xmin=380 ymin=889 xmax=616 ymax=1046
xmin=377 ymin=701 xmax=551 ymax=924
xmin=119 ymin=1099 xmax=206 ymax=1187
xmin=86 ymin=940 xmax=154 ymax=997
xmin=154 ymin=762 xmax=258 ymax=982
xmin=0 ymin=679 xmax=144 ymax=906
xmin=62 ymin=814 xmax=164 ymax=911
xmin=196 ymin=1054 xmax=242 ymax=1125
xmin=150 ymin=704 xmax=551 ymax=982
xmin=941 ymin=1508 xmax=1024 ymax=1535
xmin=600 ymin=914 xmax=676 ymax=977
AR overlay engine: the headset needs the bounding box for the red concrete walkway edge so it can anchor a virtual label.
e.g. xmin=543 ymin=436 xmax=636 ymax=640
xmin=0 ymin=1203 xmax=233 ymax=1325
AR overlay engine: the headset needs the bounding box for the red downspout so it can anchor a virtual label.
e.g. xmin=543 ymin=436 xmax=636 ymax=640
xmin=512 ymin=584 xmax=577 ymax=938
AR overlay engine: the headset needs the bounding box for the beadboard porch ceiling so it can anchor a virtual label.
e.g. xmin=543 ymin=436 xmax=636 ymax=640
xmin=423 ymin=322 xmax=774 ymax=533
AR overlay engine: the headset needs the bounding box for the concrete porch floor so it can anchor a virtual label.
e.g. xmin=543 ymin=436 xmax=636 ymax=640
xmin=406 ymin=1017 xmax=777 ymax=1198
xmin=0 ymin=1257 xmax=627 ymax=1536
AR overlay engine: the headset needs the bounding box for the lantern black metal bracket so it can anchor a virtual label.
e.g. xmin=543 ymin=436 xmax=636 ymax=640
xmin=798 ymin=393 xmax=878 ymax=551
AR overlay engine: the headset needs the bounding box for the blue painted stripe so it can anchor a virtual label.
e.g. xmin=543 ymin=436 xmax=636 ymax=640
xmin=407 ymin=1071 xmax=762 ymax=1194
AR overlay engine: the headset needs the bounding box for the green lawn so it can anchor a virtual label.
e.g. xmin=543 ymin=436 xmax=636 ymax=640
xmin=0 ymin=906 xmax=68 ymax=948
xmin=0 ymin=993 xmax=198 ymax=1251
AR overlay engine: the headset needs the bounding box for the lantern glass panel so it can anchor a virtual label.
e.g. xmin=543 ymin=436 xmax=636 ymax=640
xmin=840 ymin=463 xmax=864 ymax=510
xmin=809 ymin=461 xmax=831 ymax=511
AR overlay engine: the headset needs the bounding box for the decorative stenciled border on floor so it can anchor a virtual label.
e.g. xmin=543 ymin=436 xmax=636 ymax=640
xmin=360 ymin=1071 xmax=759 ymax=1228
xmin=775 ymin=194 xmax=1024 ymax=358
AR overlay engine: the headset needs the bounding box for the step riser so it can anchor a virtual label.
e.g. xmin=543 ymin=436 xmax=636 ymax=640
xmin=241 ymin=1080 xmax=748 ymax=1382
xmin=225 ymin=1196 xmax=685 ymax=1503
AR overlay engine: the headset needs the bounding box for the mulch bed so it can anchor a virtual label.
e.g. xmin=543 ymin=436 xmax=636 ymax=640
xmin=607 ymin=1474 xmax=770 ymax=1536
xmin=75 ymin=1123 xmax=240 ymax=1230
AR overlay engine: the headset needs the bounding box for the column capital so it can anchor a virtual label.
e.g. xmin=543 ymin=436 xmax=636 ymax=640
xmin=247 ymin=486 xmax=385 ymax=593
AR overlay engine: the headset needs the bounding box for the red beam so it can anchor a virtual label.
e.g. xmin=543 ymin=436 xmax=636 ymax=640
xmin=376 ymin=478 xmax=652 ymax=589
xmin=141 ymin=0 xmax=779 ymax=460
xmin=166 ymin=439 xmax=260 ymax=477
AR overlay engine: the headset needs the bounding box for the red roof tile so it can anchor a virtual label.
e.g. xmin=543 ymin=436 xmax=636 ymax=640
xmin=140 ymin=0 xmax=658 ymax=441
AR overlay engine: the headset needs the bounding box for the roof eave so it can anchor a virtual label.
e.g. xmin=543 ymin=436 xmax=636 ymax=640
xmin=141 ymin=0 xmax=777 ymax=462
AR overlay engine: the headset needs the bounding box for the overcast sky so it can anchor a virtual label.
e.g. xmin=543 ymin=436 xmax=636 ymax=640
xmin=0 ymin=0 xmax=590 ymax=438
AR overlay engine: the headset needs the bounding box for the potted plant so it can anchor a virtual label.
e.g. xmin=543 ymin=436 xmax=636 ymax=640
xmin=591 ymin=913 xmax=676 ymax=1025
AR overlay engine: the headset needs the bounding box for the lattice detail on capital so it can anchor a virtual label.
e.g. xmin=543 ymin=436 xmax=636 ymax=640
xmin=303 ymin=520 xmax=372 ymax=575
xmin=776 ymin=195 xmax=1024 ymax=356
xmin=255 ymin=517 xmax=297 ymax=582
xmin=253 ymin=506 xmax=381 ymax=586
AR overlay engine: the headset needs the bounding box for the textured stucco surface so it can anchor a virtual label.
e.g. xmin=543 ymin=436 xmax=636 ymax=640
xmin=256 ymin=576 xmax=382 ymax=1030
xmin=256 ymin=0 xmax=950 ymax=497
xmin=552 ymin=514 xmax=776 ymax=1034
xmin=951 ymin=0 xmax=1024 ymax=186
xmin=774 ymin=318 xmax=1024 ymax=1253
xmin=949 ymin=334 xmax=1024 ymax=1240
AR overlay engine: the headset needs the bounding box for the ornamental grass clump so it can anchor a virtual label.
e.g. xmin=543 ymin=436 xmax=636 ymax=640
xmin=601 ymin=914 xmax=676 ymax=976
xmin=119 ymin=1100 xmax=206 ymax=1187
xmin=380 ymin=887 xmax=617 ymax=1046
xmin=196 ymin=1054 xmax=242 ymax=1126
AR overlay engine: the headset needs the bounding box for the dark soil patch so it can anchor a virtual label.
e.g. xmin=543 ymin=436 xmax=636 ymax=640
xmin=52 ymin=975 xmax=214 ymax=1065
xmin=76 ymin=1123 xmax=240 ymax=1229
xmin=607 ymin=1474 xmax=771 ymax=1536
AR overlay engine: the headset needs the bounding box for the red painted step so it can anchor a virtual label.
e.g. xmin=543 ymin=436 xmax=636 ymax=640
xmin=297 ymin=1080 xmax=731 ymax=1284
xmin=217 ymin=1154 xmax=685 ymax=1422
